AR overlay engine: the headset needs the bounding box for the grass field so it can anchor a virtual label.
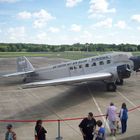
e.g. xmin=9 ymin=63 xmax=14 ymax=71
xmin=0 ymin=51 xmax=140 ymax=60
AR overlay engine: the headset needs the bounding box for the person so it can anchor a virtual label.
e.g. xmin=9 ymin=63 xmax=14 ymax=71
xmin=35 ymin=120 xmax=47 ymax=140
xmin=119 ymin=103 xmax=128 ymax=134
xmin=79 ymin=112 xmax=96 ymax=140
xmin=5 ymin=124 xmax=16 ymax=140
xmin=106 ymin=102 xmax=117 ymax=136
xmin=95 ymin=120 xmax=106 ymax=140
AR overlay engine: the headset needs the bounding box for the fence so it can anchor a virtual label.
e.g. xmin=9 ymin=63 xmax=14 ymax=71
xmin=0 ymin=105 xmax=140 ymax=140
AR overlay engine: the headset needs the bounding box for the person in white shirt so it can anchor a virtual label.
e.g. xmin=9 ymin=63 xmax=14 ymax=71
xmin=106 ymin=102 xmax=117 ymax=136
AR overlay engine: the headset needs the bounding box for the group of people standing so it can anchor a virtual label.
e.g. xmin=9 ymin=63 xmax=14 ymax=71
xmin=79 ymin=102 xmax=128 ymax=140
xmin=4 ymin=102 xmax=128 ymax=140
xmin=79 ymin=112 xmax=105 ymax=140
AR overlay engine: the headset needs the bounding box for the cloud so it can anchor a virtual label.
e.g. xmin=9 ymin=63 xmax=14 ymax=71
xmin=131 ymin=14 xmax=140 ymax=23
xmin=88 ymin=0 xmax=116 ymax=18
xmin=66 ymin=0 xmax=82 ymax=7
xmin=0 ymin=0 xmax=18 ymax=3
xmin=49 ymin=27 xmax=60 ymax=33
xmin=36 ymin=32 xmax=47 ymax=40
xmin=93 ymin=18 xmax=113 ymax=28
xmin=17 ymin=9 xmax=55 ymax=29
xmin=33 ymin=9 xmax=55 ymax=28
xmin=34 ymin=32 xmax=52 ymax=44
xmin=137 ymin=27 xmax=140 ymax=31
xmin=7 ymin=26 xmax=26 ymax=41
xmin=70 ymin=24 xmax=81 ymax=32
xmin=115 ymin=20 xmax=126 ymax=29
xmin=80 ymin=30 xmax=93 ymax=42
xmin=17 ymin=11 xmax=32 ymax=19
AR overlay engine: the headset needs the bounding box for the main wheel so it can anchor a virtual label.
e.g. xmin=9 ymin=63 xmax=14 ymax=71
xmin=116 ymin=79 xmax=124 ymax=86
xmin=107 ymin=83 xmax=116 ymax=92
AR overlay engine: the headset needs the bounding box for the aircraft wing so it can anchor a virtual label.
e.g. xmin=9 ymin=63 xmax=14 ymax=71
xmin=2 ymin=71 xmax=34 ymax=78
xmin=23 ymin=72 xmax=112 ymax=88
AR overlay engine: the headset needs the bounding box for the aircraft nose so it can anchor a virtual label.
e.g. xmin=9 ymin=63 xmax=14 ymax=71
xmin=130 ymin=56 xmax=140 ymax=71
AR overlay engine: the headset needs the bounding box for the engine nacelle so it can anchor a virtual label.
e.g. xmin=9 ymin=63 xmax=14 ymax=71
xmin=117 ymin=64 xmax=131 ymax=79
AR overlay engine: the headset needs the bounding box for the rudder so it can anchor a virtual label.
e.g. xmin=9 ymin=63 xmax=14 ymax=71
xmin=17 ymin=56 xmax=34 ymax=72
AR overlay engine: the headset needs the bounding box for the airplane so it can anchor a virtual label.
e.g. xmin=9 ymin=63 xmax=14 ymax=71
xmin=1 ymin=52 xmax=140 ymax=91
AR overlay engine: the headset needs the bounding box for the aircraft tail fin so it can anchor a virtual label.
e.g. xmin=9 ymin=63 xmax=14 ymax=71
xmin=17 ymin=56 xmax=35 ymax=72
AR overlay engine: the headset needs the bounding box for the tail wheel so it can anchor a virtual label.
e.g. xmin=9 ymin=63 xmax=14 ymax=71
xmin=107 ymin=83 xmax=116 ymax=92
xmin=23 ymin=77 xmax=31 ymax=83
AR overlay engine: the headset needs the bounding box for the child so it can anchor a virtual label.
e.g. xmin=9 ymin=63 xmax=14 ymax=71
xmin=116 ymin=120 xmax=120 ymax=131
xmin=5 ymin=124 xmax=16 ymax=140
xmin=95 ymin=120 xmax=106 ymax=140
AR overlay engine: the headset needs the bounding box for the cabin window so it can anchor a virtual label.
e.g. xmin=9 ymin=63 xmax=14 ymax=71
xmin=85 ymin=64 xmax=89 ymax=67
xmin=79 ymin=65 xmax=82 ymax=68
xmin=74 ymin=66 xmax=77 ymax=69
xmin=92 ymin=62 xmax=96 ymax=66
xmin=69 ymin=67 xmax=73 ymax=70
xmin=107 ymin=60 xmax=111 ymax=64
xmin=99 ymin=61 xmax=104 ymax=65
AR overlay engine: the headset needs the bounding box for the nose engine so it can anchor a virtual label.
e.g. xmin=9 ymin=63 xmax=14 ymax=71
xmin=130 ymin=56 xmax=140 ymax=71
xmin=117 ymin=64 xmax=131 ymax=79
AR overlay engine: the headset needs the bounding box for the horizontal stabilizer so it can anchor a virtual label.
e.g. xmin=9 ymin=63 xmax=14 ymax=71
xmin=2 ymin=70 xmax=34 ymax=78
xmin=23 ymin=72 xmax=112 ymax=88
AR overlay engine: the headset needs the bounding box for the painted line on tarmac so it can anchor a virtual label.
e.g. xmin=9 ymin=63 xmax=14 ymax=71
xmin=86 ymin=85 xmax=116 ymax=140
xmin=26 ymin=90 xmax=82 ymax=137
xmin=117 ymin=90 xmax=140 ymax=112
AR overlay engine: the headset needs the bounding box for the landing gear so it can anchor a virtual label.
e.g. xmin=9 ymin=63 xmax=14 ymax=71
xmin=106 ymin=82 xmax=116 ymax=92
xmin=23 ymin=78 xmax=27 ymax=83
xmin=116 ymin=79 xmax=124 ymax=86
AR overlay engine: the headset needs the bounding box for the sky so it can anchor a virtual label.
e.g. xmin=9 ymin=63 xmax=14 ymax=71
xmin=0 ymin=0 xmax=140 ymax=45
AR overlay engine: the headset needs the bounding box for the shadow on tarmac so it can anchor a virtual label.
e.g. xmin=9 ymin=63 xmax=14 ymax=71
xmin=120 ymin=134 xmax=140 ymax=140
xmin=0 ymin=82 xmax=116 ymax=133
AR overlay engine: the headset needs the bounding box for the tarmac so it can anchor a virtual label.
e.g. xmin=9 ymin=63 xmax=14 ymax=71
xmin=0 ymin=57 xmax=140 ymax=140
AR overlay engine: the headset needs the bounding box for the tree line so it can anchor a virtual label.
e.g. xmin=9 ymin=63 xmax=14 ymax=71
xmin=0 ymin=43 xmax=140 ymax=52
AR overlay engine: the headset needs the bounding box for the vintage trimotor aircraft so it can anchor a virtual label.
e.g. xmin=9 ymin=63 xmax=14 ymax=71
xmin=1 ymin=52 xmax=140 ymax=91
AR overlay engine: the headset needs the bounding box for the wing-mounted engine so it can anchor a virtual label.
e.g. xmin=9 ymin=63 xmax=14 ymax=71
xmin=117 ymin=64 xmax=131 ymax=79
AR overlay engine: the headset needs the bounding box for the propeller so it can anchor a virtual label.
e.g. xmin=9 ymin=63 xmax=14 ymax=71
xmin=130 ymin=56 xmax=140 ymax=71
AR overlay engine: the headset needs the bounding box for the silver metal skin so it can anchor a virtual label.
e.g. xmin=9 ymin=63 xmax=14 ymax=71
xmin=1 ymin=52 xmax=136 ymax=91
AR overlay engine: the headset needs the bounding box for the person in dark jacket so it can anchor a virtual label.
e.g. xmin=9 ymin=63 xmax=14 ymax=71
xmin=79 ymin=112 xmax=96 ymax=140
xmin=119 ymin=103 xmax=128 ymax=134
xmin=35 ymin=120 xmax=47 ymax=140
